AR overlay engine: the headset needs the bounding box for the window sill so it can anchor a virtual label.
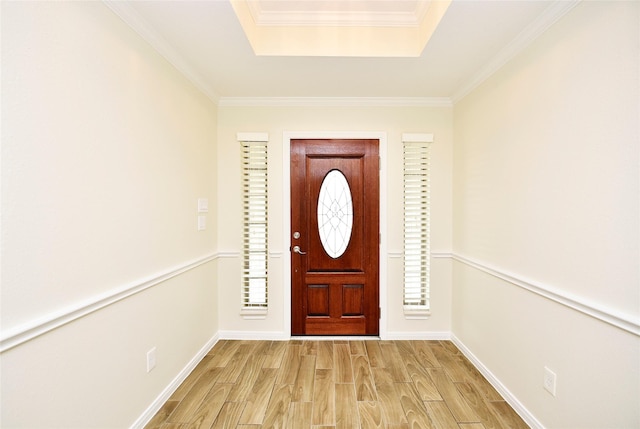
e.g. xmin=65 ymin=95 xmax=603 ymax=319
xmin=240 ymin=307 xmax=268 ymax=320
xmin=403 ymin=306 xmax=431 ymax=320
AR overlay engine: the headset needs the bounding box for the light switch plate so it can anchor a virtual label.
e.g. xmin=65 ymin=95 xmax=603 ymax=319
xmin=198 ymin=215 xmax=206 ymax=231
xmin=197 ymin=198 xmax=208 ymax=213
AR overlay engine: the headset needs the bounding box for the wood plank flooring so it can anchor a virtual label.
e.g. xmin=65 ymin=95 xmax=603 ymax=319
xmin=145 ymin=340 xmax=528 ymax=429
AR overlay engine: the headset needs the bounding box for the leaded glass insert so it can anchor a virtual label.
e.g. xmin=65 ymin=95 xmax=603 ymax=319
xmin=317 ymin=169 xmax=353 ymax=258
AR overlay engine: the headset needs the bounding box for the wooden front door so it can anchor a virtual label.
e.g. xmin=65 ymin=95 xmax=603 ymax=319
xmin=291 ymin=139 xmax=379 ymax=335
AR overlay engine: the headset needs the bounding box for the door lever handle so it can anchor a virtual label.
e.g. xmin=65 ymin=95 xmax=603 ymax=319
xmin=292 ymin=245 xmax=307 ymax=255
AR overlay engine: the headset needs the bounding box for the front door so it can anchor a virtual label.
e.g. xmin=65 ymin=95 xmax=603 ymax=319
xmin=291 ymin=139 xmax=379 ymax=335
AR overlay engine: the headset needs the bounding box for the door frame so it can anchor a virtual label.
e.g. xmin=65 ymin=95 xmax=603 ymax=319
xmin=282 ymin=131 xmax=388 ymax=339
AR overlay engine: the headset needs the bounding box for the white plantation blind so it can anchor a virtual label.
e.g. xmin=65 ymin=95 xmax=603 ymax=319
xmin=403 ymin=137 xmax=431 ymax=311
xmin=240 ymin=136 xmax=268 ymax=308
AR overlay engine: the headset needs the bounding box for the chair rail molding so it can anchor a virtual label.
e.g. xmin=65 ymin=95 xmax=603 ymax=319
xmin=0 ymin=253 xmax=218 ymax=352
xmin=452 ymin=252 xmax=640 ymax=337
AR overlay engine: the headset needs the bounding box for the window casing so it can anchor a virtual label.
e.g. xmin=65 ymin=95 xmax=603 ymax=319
xmin=240 ymin=135 xmax=268 ymax=315
xmin=403 ymin=135 xmax=432 ymax=318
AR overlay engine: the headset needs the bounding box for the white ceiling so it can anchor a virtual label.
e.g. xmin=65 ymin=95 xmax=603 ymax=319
xmin=107 ymin=0 xmax=572 ymax=102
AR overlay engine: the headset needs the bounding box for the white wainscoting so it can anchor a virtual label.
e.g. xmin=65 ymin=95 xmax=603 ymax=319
xmin=0 ymin=253 xmax=218 ymax=352
xmin=452 ymin=253 xmax=639 ymax=337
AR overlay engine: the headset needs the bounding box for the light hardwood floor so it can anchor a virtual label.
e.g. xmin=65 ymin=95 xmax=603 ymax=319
xmin=145 ymin=340 xmax=529 ymax=429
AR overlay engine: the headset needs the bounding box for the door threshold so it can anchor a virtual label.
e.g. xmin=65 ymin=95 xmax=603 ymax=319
xmin=290 ymin=336 xmax=381 ymax=341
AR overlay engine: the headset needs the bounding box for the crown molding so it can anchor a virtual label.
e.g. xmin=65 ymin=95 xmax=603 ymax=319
xmin=247 ymin=10 xmax=424 ymax=28
xmin=103 ymin=0 xmax=578 ymax=108
xmin=103 ymin=0 xmax=220 ymax=104
xmin=245 ymin=0 xmax=431 ymax=27
xmin=218 ymin=96 xmax=452 ymax=108
xmin=452 ymin=0 xmax=581 ymax=104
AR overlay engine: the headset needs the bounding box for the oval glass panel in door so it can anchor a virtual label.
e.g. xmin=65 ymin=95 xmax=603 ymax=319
xmin=317 ymin=169 xmax=353 ymax=258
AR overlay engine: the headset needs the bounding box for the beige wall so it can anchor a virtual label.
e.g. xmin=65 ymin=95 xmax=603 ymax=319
xmin=1 ymin=2 xmax=218 ymax=427
xmin=216 ymin=105 xmax=453 ymax=337
xmin=452 ymin=2 xmax=639 ymax=427
xmin=2 ymin=0 xmax=639 ymax=428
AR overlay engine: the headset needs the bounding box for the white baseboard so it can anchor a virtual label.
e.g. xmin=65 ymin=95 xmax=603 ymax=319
xmin=291 ymin=336 xmax=380 ymax=341
xmin=383 ymin=331 xmax=451 ymax=340
xmin=451 ymin=334 xmax=544 ymax=429
xmin=218 ymin=330 xmax=290 ymax=341
xmin=130 ymin=332 xmax=220 ymax=429
xmin=218 ymin=331 xmax=452 ymax=341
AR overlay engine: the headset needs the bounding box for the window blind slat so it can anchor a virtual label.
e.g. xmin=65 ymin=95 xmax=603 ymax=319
xmin=403 ymin=141 xmax=431 ymax=309
xmin=241 ymin=140 xmax=268 ymax=308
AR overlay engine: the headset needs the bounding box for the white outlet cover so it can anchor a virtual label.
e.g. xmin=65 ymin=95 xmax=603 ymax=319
xmin=198 ymin=215 xmax=206 ymax=231
xmin=147 ymin=347 xmax=157 ymax=373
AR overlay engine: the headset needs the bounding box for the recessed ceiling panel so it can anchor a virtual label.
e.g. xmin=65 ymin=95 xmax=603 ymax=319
xmin=231 ymin=0 xmax=451 ymax=57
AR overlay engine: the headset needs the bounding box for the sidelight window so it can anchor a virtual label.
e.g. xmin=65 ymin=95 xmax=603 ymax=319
xmin=403 ymin=134 xmax=433 ymax=318
xmin=239 ymin=133 xmax=269 ymax=314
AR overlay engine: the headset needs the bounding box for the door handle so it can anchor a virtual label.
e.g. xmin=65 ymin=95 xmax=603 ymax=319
xmin=292 ymin=245 xmax=307 ymax=255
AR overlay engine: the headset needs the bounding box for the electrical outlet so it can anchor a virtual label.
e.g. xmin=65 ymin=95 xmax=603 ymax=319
xmin=543 ymin=366 xmax=556 ymax=396
xmin=147 ymin=347 xmax=157 ymax=373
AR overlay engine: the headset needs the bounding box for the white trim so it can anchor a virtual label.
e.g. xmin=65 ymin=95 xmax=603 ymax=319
xmin=431 ymin=252 xmax=453 ymax=259
xmin=290 ymin=336 xmax=381 ymax=341
xmin=246 ymin=1 xmax=430 ymax=28
xmin=103 ymin=1 xmax=220 ymax=104
xmin=219 ymin=97 xmax=452 ymax=108
xmin=218 ymin=330 xmax=290 ymax=341
xmin=130 ymin=333 xmax=219 ymax=429
xmin=384 ymin=331 xmax=450 ymax=341
xmin=240 ymin=307 xmax=268 ymax=320
xmin=402 ymin=133 xmax=434 ymax=143
xmin=283 ymin=131 xmax=388 ymax=339
xmin=452 ymin=0 xmax=581 ymax=104
xmin=237 ymin=132 xmax=269 ymax=142
xmin=452 ymin=253 xmax=640 ymax=337
xmin=402 ymin=306 xmax=431 ymax=320
xmin=217 ymin=251 xmax=241 ymax=258
xmin=451 ymin=335 xmax=544 ymax=429
xmin=0 ymin=253 xmax=218 ymax=352
xmin=221 ymin=334 xmax=446 ymax=341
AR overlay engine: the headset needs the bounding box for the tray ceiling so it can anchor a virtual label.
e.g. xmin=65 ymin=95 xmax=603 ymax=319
xmin=231 ymin=0 xmax=450 ymax=57
xmin=107 ymin=0 xmax=575 ymax=101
